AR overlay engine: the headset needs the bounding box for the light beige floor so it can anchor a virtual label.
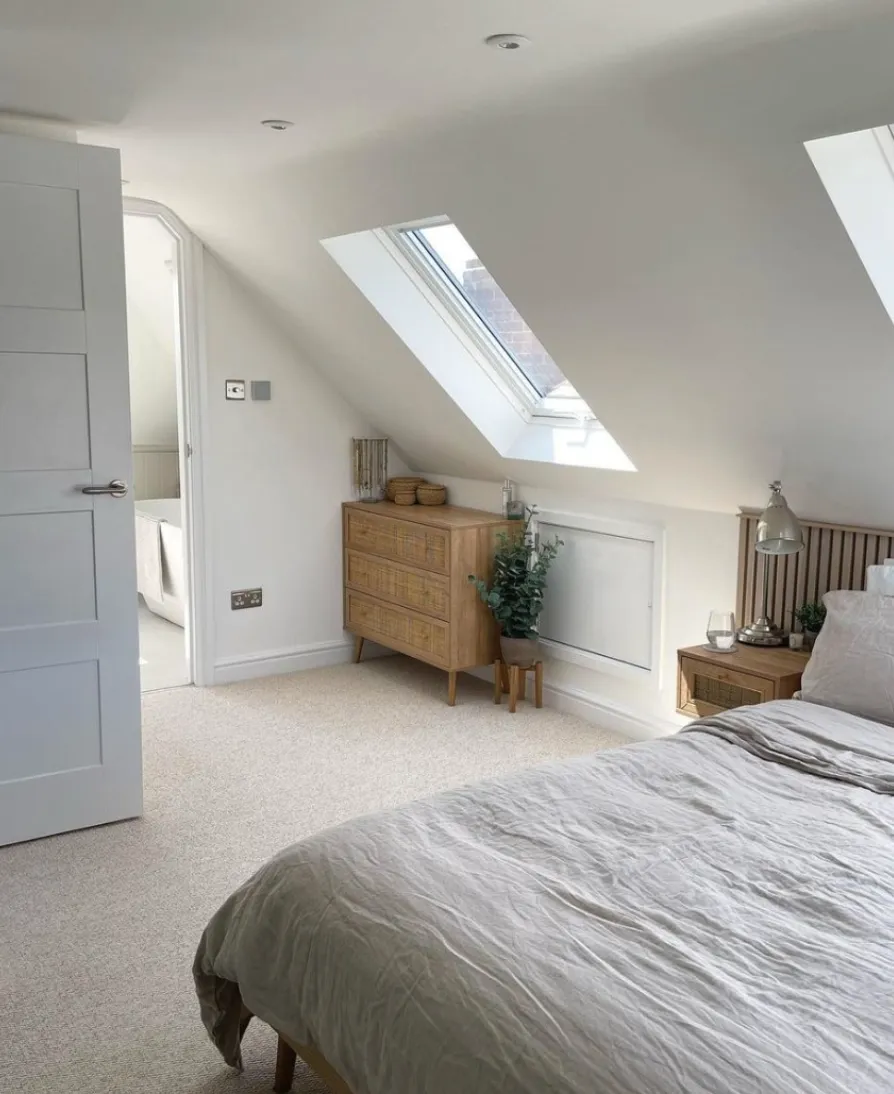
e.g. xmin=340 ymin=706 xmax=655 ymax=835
xmin=0 ymin=656 xmax=623 ymax=1094
xmin=139 ymin=599 xmax=190 ymax=692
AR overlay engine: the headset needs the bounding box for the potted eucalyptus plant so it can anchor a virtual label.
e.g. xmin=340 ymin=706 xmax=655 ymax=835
xmin=794 ymin=601 xmax=826 ymax=650
xmin=468 ymin=507 xmax=563 ymax=667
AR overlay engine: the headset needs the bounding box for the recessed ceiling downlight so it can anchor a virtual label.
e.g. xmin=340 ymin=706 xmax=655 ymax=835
xmin=485 ymin=33 xmax=531 ymax=51
xmin=261 ymin=119 xmax=294 ymax=131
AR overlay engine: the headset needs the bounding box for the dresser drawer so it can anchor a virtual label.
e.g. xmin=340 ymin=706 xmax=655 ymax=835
xmin=345 ymin=509 xmax=449 ymax=574
xmin=345 ymin=550 xmax=450 ymax=621
xmin=346 ymin=591 xmax=450 ymax=667
xmin=678 ymin=655 xmax=775 ymax=717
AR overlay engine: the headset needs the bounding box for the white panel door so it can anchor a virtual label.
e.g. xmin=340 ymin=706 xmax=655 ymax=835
xmin=0 ymin=134 xmax=141 ymax=846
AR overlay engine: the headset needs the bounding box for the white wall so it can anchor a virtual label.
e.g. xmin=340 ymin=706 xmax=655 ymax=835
xmin=202 ymin=252 xmax=405 ymax=679
xmin=113 ymin=7 xmax=894 ymax=702
xmin=432 ymin=474 xmax=738 ymax=735
xmin=123 ymin=215 xmax=178 ymax=447
xmin=135 ymin=6 xmax=894 ymax=528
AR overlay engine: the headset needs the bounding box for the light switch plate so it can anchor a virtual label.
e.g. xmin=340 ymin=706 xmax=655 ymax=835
xmin=225 ymin=379 xmax=246 ymax=400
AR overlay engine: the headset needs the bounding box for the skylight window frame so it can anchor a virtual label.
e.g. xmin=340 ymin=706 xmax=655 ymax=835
xmin=385 ymin=216 xmax=598 ymax=426
xmin=322 ymin=224 xmax=635 ymax=471
xmin=387 ymin=217 xmax=542 ymax=417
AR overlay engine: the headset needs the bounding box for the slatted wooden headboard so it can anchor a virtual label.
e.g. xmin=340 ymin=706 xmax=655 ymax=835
xmin=737 ymin=510 xmax=894 ymax=631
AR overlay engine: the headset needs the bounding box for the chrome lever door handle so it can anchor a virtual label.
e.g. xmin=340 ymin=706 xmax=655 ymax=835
xmin=81 ymin=479 xmax=128 ymax=498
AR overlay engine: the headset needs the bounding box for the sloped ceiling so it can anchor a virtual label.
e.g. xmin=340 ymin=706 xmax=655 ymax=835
xmin=6 ymin=0 xmax=894 ymax=521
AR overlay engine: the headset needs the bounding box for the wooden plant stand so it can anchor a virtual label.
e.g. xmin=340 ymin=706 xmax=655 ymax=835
xmin=494 ymin=659 xmax=543 ymax=713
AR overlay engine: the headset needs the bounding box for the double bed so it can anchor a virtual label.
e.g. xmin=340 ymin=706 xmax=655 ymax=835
xmin=194 ymin=594 xmax=894 ymax=1094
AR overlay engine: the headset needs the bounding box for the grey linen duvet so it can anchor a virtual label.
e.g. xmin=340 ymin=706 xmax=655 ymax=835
xmin=194 ymin=700 xmax=894 ymax=1093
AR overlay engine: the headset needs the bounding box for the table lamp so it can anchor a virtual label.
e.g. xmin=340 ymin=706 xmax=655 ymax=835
xmin=737 ymin=481 xmax=804 ymax=646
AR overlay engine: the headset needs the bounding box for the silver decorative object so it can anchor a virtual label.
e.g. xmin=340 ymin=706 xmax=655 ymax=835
xmin=352 ymin=438 xmax=388 ymax=503
xmin=737 ymin=481 xmax=804 ymax=646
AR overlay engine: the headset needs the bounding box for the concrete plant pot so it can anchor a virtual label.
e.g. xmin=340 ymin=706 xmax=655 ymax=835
xmin=500 ymin=636 xmax=540 ymax=667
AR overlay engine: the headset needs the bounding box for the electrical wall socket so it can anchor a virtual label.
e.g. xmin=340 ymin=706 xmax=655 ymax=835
xmin=231 ymin=587 xmax=262 ymax=610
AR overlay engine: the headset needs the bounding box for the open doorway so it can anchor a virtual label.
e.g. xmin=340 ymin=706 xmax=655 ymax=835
xmin=123 ymin=204 xmax=210 ymax=692
xmin=124 ymin=212 xmax=189 ymax=690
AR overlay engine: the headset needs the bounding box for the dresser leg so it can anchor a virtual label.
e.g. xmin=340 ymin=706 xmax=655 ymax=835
xmin=448 ymin=670 xmax=457 ymax=706
xmin=352 ymin=635 xmax=364 ymax=663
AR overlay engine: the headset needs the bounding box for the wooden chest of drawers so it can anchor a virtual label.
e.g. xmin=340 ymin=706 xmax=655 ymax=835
xmin=343 ymin=501 xmax=513 ymax=704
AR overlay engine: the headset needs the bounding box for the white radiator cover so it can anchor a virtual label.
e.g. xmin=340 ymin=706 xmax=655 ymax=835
xmin=537 ymin=510 xmax=663 ymax=683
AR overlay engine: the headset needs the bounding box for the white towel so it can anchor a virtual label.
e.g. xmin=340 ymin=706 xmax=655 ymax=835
xmin=135 ymin=513 xmax=165 ymax=604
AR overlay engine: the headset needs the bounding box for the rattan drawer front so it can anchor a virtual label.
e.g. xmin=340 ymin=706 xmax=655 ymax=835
xmin=678 ymin=655 xmax=774 ymax=718
xmin=345 ymin=550 xmax=450 ymax=621
xmin=345 ymin=509 xmax=449 ymax=574
xmin=347 ymin=591 xmax=450 ymax=667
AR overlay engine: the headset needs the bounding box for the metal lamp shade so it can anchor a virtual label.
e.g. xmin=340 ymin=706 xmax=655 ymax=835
xmin=737 ymin=482 xmax=804 ymax=646
xmin=755 ymin=483 xmax=803 ymax=556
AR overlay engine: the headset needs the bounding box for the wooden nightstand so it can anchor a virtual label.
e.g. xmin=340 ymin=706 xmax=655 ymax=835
xmin=677 ymin=644 xmax=810 ymax=718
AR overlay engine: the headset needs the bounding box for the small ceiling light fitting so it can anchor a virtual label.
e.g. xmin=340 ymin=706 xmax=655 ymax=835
xmin=261 ymin=119 xmax=294 ymax=131
xmin=485 ymin=33 xmax=531 ymax=51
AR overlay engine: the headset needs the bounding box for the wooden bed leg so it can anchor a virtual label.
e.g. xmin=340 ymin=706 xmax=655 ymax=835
xmin=239 ymin=1011 xmax=253 ymax=1041
xmin=352 ymin=635 xmax=364 ymax=663
xmin=273 ymin=1035 xmax=297 ymax=1093
xmin=447 ymin=669 xmax=457 ymax=706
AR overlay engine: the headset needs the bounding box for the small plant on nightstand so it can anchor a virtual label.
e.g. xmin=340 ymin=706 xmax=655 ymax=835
xmin=468 ymin=507 xmax=563 ymax=668
xmin=794 ymin=601 xmax=826 ymax=650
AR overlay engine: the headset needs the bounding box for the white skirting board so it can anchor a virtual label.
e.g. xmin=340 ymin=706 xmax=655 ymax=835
xmin=213 ymin=638 xmax=393 ymax=685
xmin=460 ymin=666 xmax=684 ymax=741
xmin=541 ymin=682 xmax=684 ymax=740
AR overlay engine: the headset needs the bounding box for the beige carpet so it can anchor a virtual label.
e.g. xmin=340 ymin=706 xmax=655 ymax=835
xmin=0 ymin=656 xmax=623 ymax=1094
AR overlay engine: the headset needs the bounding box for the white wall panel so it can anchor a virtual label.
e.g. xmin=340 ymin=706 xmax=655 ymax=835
xmin=539 ymin=523 xmax=655 ymax=671
xmin=132 ymin=446 xmax=179 ymax=500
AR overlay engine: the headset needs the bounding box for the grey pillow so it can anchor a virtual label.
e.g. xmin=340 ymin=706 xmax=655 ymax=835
xmin=800 ymin=590 xmax=894 ymax=726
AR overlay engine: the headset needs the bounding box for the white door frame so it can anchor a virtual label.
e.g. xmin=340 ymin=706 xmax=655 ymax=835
xmin=123 ymin=197 xmax=213 ymax=686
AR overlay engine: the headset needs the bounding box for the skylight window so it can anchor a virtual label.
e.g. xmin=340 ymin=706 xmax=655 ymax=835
xmin=394 ymin=219 xmax=595 ymax=420
xmin=321 ymin=219 xmax=634 ymax=471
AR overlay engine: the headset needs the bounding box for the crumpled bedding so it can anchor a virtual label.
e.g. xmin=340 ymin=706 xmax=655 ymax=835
xmin=194 ymin=699 xmax=894 ymax=1094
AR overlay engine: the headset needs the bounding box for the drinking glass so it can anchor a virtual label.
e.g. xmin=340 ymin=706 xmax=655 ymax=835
xmin=706 ymin=610 xmax=736 ymax=652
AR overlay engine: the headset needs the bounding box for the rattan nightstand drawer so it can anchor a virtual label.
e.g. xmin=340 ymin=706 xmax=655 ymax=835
xmin=679 ymin=655 xmax=774 ymax=717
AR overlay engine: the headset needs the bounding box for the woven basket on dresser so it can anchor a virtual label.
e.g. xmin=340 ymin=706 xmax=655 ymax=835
xmin=416 ymin=483 xmax=447 ymax=506
xmin=386 ymin=476 xmax=426 ymax=501
xmin=392 ymin=489 xmax=418 ymax=505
